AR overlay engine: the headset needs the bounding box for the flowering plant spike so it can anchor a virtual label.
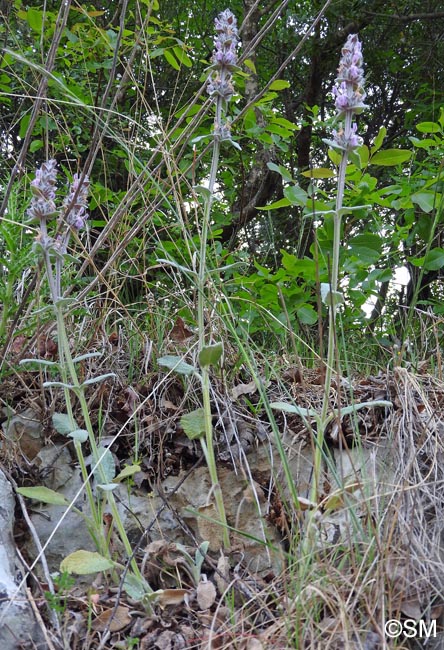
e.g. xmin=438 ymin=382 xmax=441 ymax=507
xmin=329 ymin=34 xmax=367 ymax=151
xmin=207 ymin=9 xmax=239 ymax=142
xmin=63 ymin=173 xmax=90 ymax=231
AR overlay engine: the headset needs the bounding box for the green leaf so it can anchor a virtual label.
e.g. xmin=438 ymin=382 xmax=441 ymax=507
xmin=416 ymin=121 xmax=441 ymax=134
xmin=27 ymin=8 xmax=43 ymax=31
xmin=113 ymin=464 xmax=142 ymax=483
xmin=158 ymin=355 xmax=196 ymax=375
xmin=411 ymin=191 xmax=436 ymax=213
xmin=297 ymin=305 xmax=318 ymax=325
xmin=163 ymin=49 xmax=180 ymax=70
xmin=19 ymin=114 xmax=30 ymax=139
xmin=180 ymin=408 xmax=206 ymax=440
xmin=30 ymin=139 xmax=43 ymax=153
xmin=257 ymin=197 xmax=291 ymax=211
xmin=423 ymin=248 xmax=444 ymax=271
xmin=371 ymin=126 xmax=387 ymax=153
xmin=283 ymin=185 xmax=308 ymax=206
xmin=199 ymin=342 xmax=223 ymax=368
xmin=17 ymin=486 xmax=69 ymax=506
xmin=301 ymin=167 xmax=334 ymax=179
xmin=348 ymin=233 xmax=383 ymax=265
xmin=370 ymin=149 xmax=412 ymax=166
xmin=268 ymin=79 xmax=290 ymax=90
xmin=243 ymin=58 xmax=256 ymax=73
xmin=60 ymin=550 xmax=115 ymax=575
xmin=53 ymin=412 xmax=77 ymax=435
xmin=173 ymin=46 xmax=192 ymax=67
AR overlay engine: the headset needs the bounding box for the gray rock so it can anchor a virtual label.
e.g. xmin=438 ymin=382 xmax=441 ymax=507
xmin=0 ymin=470 xmax=46 ymax=649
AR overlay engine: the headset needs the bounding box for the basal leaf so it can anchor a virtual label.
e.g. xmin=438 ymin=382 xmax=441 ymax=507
xmin=113 ymin=464 xmax=142 ymax=482
xmin=158 ymin=355 xmax=196 ymax=376
xmin=53 ymin=412 xmax=77 ymax=435
xmin=17 ymin=486 xmax=69 ymax=506
xmin=180 ymin=408 xmax=206 ymax=440
xmin=199 ymin=342 xmax=223 ymax=368
xmin=60 ymin=550 xmax=115 ymax=575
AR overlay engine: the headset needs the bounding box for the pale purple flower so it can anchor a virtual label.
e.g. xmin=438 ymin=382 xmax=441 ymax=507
xmin=27 ymin=159 xmax=58 ymax=222
xmin=63 ymin=173 xmax=89 ymax=231
xmin=330 ymin=34 xmax=367 ymax=151
xmin=207 ymin=9 xmax=239 ymax=101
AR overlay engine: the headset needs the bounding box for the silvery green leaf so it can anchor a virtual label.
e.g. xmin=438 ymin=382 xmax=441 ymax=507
xmin=54 ymin=297 xmax=76 ymax=309
xmin=81 ymin=373 xmax=116 ymax=386
xmin=320 ymin=283 xmax=344 ymax=307
xmin=43 ymin=381 xmax=75 ymax=389
xmin=195 ymin=541 xmax=209 ymax=573
xmin=71 ymin=352 xmax=103 ymax=363
xmin=93 ymin=446 xmax=115 ymax=483
xmin=180 ymin=408 xmax=206 ymax=440
xmin=53 ymin=412 xmax=77 ymax=435
xmin=270 ymin=402 xmax=317 ymax=417
xmin=199 ymin=342 xmax=223 ymax=368
xmin=156 ymin=258 xmax=196 ymax=275
xmin=193 ymin=185 xmax=212 ymax=200
xmin=124 ymin=573 xmax=152 ymax=601
xmin=17 ymin=486 xmax=69 ymax=506
xmin=337 ymin=205 xmax=372 ymax=217
xmin=96 ymin=483 xmax=119 ymax=492
xmin=158 ymin=355 xmax=196 ymax=376
xmin=208 ymin=262 xmax=245 ymax=274
xmin=68 ymin=429 xmax=89 ymax=444
xmin=222 ymin=138 xmax=242 ymax=151
xmin=335 ymin=400 xmax=392 ymax=417
xmin=20 ymin=358 xmax=58 ymax=367
xmin=190 ymin=134 xmax=213 ymax=145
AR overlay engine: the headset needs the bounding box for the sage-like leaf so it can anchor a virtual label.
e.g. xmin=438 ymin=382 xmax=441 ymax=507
xmin=199 ymin=342 xmax=223 ymax=368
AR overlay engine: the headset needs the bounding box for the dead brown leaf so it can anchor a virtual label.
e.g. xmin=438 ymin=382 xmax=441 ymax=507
xmin=215 ymin=554 xmax=230 ymax=596
xmin=91 ymin=605 xmax=131 ymax=632
xmin=169 ymin=317 xmax=195 ymax=342
xmin=196 ymin=578 xmax=216 ymax=610
xmin=197 ymin=503 xmax=224 ymax=552
xmin=156 ymin=588 xmax=190 ymax=608
xmin=231 ymin=380 xmax=258 ymax=400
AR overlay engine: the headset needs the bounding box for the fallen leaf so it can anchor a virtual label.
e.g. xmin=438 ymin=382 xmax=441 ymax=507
xmin=156 ymin=588 xmax=190 ymax=608
xmin=197 ymin=503 xmax=223 ymax=552
xmin=92 ymin=605 xmax=131 ymax=632
xmin=197 ymin=578 xmax=217 ymax=610
xmin=169 ymin=317 xmax=195 ymax=342
xmin=231 ymin=380 xmax=258 ymax=400
xmin=215 ymin=554 xmax=230 ymax=596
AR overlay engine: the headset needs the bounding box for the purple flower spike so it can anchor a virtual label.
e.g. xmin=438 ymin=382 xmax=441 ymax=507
xmin=331 ymin=34 xmax=367 ymax=151
xmin=207 ymin=9 xmax=239 ymax=101
xmin=64 ymin=173 xmax=90 ymax=231
xmin=27 ymin=159 xmax=58 ymax=222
